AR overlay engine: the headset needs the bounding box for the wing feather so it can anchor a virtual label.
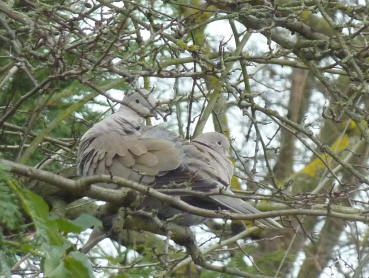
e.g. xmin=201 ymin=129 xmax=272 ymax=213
xmin=78 ymin=128 xmax=181 ymax=184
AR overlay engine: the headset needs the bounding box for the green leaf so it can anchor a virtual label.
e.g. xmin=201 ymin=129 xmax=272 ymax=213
xmin=65 ymin=252 xmax=94 ymax=278
xmin=71 ymin=214 xmax=102 ymax=230
xmin=44 ymin=248 xmax=94 ymax=278
xmin=55 ymin=218 xmax=83 ymax=234
xmin=0 ymin=166 xmax=22 ymax=230
xmin=18 ymin=243 xmax=40 ymax=254
xmin=54 ymin=213 xmax=102 ymax=235
xmin=22 ymin=189 xmax=64 ymax=246
xmin=8 ymin=181 xmax=64 ymax=246
xmin=44 ymin=246 xmax=65 ymax=277
xmin=23 ymin=187 xmax=50 ymax=219
xmin=0 ymin=250 xmax=12 ymax=276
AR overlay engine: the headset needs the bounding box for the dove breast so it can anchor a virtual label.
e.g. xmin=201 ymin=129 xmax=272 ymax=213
xmin=79 ymin=125 xmax=180 ymax=187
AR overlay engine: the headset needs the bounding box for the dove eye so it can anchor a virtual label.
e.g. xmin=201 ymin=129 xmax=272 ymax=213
xmin=217 ymin=141 xmax=222 ymax=145
xmin=135 ymin=99 xmax=140 ymax=104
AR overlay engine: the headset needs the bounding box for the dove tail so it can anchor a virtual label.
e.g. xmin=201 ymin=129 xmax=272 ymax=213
xmin=210 ymin=195 xmax=283 ymax=229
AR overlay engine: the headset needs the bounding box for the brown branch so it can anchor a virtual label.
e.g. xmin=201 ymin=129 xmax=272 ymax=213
xmin=0 ymin=2 xmax=33 ymax=25
xmin=240 ymin=102 xmax=369 ymax=186
xmin=1 ymin=158 xmax=369 ymax=224
xmin=2 ymin=122 xmax=73 ymax=148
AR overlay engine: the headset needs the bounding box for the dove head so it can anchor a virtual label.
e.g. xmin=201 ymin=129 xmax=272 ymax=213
xmin=119 ymin=89 xmax=157 ymax=118
xmin=193 ymin=132 xmax=230 ymax=156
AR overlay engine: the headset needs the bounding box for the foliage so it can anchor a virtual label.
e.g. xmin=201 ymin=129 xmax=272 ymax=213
xmin=1 ymin=0 xmax=369 ymax=277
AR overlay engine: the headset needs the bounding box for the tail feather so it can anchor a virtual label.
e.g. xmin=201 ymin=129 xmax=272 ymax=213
xmin=210 ymin=195 xmax=283 ymax=229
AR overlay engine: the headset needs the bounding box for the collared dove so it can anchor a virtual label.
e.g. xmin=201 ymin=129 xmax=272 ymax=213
xmin=77 ymin=93 xmax=282 ymax=229
xmin=77 ymin=89 xmax=180 ymax=186
xmin=78 ymin=89 xmax=156 ymax=177
xmin=149 ymin=132 xmax=283 ymax=229
xmin=190 ymin=133 xmax=283 ymax=229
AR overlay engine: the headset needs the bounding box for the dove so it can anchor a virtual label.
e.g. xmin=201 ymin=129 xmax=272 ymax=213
xmin=77 ymin=89 xmax=181 ymax=253
xmin=77 ymin=93 xmax=282 ymax=229
xmin=149 ymin=132 xmax=283 ymax=229
xmin=192 ymin=133 xmax=282 ymax=228
xmin=77 ymin=89 xmax=181 ymax=187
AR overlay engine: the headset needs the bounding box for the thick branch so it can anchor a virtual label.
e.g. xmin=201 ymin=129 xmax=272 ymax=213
xmin=2 ymin=158 xmax=369 ymax=223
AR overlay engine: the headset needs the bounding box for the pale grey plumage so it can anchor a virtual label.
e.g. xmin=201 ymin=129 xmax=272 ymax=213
xmin=152 ymin=132 xmax=283 ymax=229
xmin=77 ymin=89 xmax=181 ymax=187
xmin=192 ymin=133 xmax=282 ymax=229
xmin=77 ymin=92 xmax=282 ymax=228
